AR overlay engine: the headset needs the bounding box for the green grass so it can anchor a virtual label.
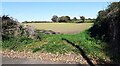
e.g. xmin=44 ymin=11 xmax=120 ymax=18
xmin=31 ymin=31 xmax=109 ymax=60
xmin=32 ymin=43 xmax=76 ymax=54
xmin=2 ymin=36 xmax=37 ymax=51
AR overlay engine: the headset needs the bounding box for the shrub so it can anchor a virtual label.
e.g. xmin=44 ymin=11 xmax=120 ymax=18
xmin=1 ymin=15 xmax=41 ymax=40
xmin=90 ymin=2 xmax=120 ymax=42
xmin=89 ymin=2 xmax=120 ymax=63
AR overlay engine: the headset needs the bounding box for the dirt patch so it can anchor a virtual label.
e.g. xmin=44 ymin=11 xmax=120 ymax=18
xmin=2 ymin=50 xmax=97 ymax=64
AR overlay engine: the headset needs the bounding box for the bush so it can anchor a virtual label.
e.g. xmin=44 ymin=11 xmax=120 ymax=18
xmin=2 ymin=15 xmax=18 ymax=40
xmin=90 ymin=2 xmax=120 ymax=42
xmin=89 ymin=2 xmax=120 ymax=63
xmin=1 ymin=15 xmax=41 ymax=41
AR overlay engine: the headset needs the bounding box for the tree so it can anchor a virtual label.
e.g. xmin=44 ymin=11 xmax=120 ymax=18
xmin=73 ymin=17 xmax=77 ymax=21
xmin=58 ymin=16 xmax=71 ymax=22
xmin=65 ymin=16 xmax=71 ymax=22
xmin=51 ymin=15 xmax=58 ymax=22
xmin=80 ymin=16 xmax=85 ymax=22
xmin=58 ymin=16 xmax=65 ymax=22
xmin=88 ymin=18 xmax=91 ymax=20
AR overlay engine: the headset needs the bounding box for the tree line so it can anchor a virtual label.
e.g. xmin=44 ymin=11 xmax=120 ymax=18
xmin=22 ymin=16 xmax=95 ymax=23
xmin=51 ymin=15 xmax=95 ymax=23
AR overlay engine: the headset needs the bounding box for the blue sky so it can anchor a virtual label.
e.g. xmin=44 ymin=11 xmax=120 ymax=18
xmin=2 ymin=2 xmax=109 ymax=22
xmin=2 ymin=0 xmax=120 ymax=2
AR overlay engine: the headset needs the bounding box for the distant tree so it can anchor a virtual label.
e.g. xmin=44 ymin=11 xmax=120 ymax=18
xmin=51 ymin=15 xmax=58 ymax=22
xmin=80 ymin=16 xmax=85 ymax=22
xmin=22 ymin=21 xmax=29 ymax=23
xmin=58 ymin=16 xmax=65 ymax=22
xmin=73 ymin=17 xmax=77 ymax=21
xmin=88 ymin=18 xmax=91 ymax=20
xmin=58 ymin=16 xmax=71 ymax=22
xmin=65 ymin=16 xmax=71 ymax=21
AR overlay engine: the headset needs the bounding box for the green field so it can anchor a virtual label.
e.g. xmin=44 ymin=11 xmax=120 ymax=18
xmin=23 ymin=23 xmax=93 ymax=34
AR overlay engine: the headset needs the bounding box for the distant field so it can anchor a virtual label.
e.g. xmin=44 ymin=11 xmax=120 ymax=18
xmin=23 ymin=23 xmax=93 ymax=34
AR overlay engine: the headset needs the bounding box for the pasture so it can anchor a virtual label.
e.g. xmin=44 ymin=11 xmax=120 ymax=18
xmin=23 ymin=23 xmax=93 ymax=34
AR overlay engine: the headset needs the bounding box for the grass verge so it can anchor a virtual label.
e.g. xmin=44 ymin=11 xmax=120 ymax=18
xmin=2 ymin=30 xmax=110 ymax=63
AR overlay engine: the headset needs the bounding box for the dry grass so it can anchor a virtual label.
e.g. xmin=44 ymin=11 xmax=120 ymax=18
xmin=23 ymin=23 xmax=93 ymax=34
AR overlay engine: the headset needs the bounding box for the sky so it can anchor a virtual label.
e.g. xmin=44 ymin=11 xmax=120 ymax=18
xmin=2 ymin=2 xmax=110 ymax=22
xmin=1 ymin=0 xmax=120 ymax=2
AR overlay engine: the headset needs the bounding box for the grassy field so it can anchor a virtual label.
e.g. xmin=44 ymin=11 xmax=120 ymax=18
xmin=23 ymin=23 xmax=93 ymax=34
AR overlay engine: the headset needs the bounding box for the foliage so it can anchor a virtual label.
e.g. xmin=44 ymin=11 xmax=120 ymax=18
xmin=80 ymin=16 xmax=85 ymax=22
xmin=85 ymin=18 xmax=96 ymax=23
xmin=58 ymin=16 xmax=71 ymax=22
xmin=71 ymin=17 xmax=79 ymax=23
xmin=1 ymin=15 xmax=41 ymax=40
xmin=90 ymin=2 xmax=120 ymax=42
xmin=51 ymin=15 xmax=58 ymax=22
xmin=89 ymin=2 xmax=120 ymax=63
xmin=51 ymin=15 xmax=71 ymax=22
xmin=73 ymin=17 xmax=77 ymax=21
xmin=1 ymin=15 xmax=18 ymax=40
